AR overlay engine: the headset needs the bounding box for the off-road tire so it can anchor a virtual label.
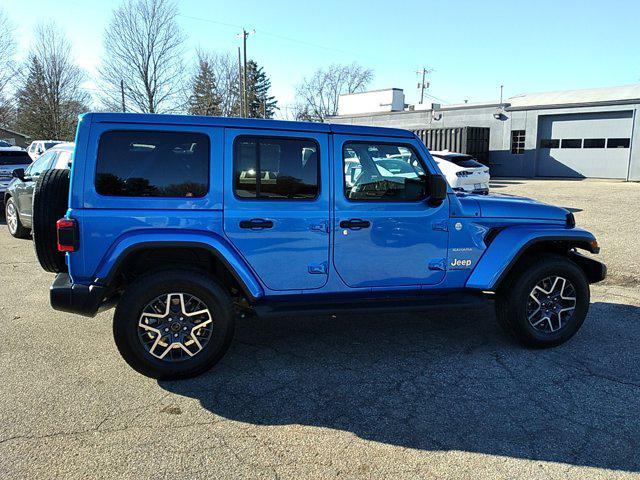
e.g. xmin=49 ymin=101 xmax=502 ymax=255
xmin=113 ymin=270 xmax=235 ymax=380
xmin=32 ymin=169 xmax=70 ymax=273
xmin=495 ymin=254 xmax=590 ymax=348
xmin=5 ymin=196 xmax=30 ymax=239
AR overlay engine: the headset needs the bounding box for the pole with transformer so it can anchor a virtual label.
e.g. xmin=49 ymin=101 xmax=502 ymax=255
xmin=237 ymin=47 xmax=243 ymax=117
xmin=416 ymin=67 xmax=434 ymax=105
xmin=237 ymin=28 xmax=255 ymax=118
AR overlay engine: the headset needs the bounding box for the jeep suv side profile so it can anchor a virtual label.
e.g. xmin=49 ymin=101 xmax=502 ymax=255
xmin=31 ymin=113 xmax=606 ymax=379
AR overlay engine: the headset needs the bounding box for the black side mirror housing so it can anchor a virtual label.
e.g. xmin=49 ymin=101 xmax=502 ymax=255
xmin=428 ymin=173 xmax=447 ymax=206
xmin=12 ymin=168 xmax=25 ymax=181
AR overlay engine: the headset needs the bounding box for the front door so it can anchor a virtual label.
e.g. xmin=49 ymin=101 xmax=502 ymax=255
xmin=223 ymin=129 xmax=330 ymax=291
xmin=333 ymin=135 xmax=449 ymax=288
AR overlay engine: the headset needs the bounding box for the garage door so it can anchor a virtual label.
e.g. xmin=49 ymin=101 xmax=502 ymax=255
xmin=536 ymin=111 xmax=633 ymax=178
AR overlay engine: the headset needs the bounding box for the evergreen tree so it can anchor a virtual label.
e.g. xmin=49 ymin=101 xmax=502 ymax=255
xmin=188 ymin=56 xmax=222 ymax=116
xmin=245 ymin=60 xmax=277 ymax=119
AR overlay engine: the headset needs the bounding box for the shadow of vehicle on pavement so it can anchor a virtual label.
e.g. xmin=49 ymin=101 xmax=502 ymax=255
xmin=159 ymin=300 xmax=640 ymax=472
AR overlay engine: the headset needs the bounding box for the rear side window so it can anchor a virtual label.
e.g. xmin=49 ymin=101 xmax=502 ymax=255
xmin=96 ymin=131 xmax=209 ymax=197
xmin=233 ymin=136 xmax=319 ymax=199
xmin=0 ymin=151 xmax=31 ymax=166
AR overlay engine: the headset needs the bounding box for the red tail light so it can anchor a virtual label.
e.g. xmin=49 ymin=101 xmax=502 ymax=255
xmin=56 ymin=218 xmax=78 ymax=252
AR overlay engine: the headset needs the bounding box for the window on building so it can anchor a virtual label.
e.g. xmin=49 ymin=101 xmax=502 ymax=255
xmin=540 ymin=139 xmax=560 ymax=149
xmin=234 ymin=136 xmax=319 ymax=199
xmin=583 ymin=138 xmax=606 ymax=149
xmin=343 ymin=142 xmax=428 ymax=201
xmin=561 ymin=139 xmax=582 ymax=149
xmin=511 ymin=130 xmax=525 ymax=154
xmin=607 ymin=138 xmax=630 ymax=148
xmin=95 ymin=130 xmax=209 ymax=197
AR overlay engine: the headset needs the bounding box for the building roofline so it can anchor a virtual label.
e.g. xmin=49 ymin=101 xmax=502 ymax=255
xmin=506 ymin=98 xmax=640 ymax=111
xmin=329 ymin=101 xmax=507 ymax=119
xmin=0 ymin=127 xmax=31 ymax=139
xmin=338 ymin=88 xmax=404 ymax=97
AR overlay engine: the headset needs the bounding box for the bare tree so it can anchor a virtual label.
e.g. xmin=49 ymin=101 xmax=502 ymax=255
xmin=294 ymin=63 xmax=373 ymax=122
xmin=14 ymin=23 xmax=89 ymax=140
xmin=0 ymin=9 xmax=17 ymax=126
xmin=99 ymin=0 xmax=185 ymax=113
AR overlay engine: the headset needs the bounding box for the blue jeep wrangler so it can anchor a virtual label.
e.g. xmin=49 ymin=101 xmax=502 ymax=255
xmin=31 ymin=113 xmax=606 ymax=379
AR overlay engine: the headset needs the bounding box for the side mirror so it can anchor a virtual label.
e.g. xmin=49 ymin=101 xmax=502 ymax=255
xmin=427 ymin=173 xmax=447 ymax=206
xmin=12 ymin=168 xmax=25 ymax=181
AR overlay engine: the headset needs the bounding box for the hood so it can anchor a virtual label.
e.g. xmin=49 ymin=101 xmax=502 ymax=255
xmin=458 ymin=193 xmax=569 ymax=222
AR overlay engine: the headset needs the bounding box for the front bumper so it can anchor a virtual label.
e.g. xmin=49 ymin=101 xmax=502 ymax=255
xmin=50 ymin=273 xmax=107 ymax=317
xmin=569 ymin=251 xmax=607 ymax=284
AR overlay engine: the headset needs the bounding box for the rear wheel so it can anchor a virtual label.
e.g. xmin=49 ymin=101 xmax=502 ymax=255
xmin=113 ymin=270 xmax=235 ymax=379
xmin=495 ymin=254 xmax=590 ymax=348
xmin=5 ymin=197 xmax=30 ymax=239
xmin=32 ymin=169 xmax=70 ymax=273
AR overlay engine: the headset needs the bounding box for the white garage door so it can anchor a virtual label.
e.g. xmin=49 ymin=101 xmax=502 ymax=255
xmin=536 ymin=111 xmax=633 ymax=178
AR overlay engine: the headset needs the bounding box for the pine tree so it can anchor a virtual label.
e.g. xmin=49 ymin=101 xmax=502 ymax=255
xmin=188 ymin=56 xmax=222 ymax=116
xmin=245 ymin=60 xmax=277 ymax=119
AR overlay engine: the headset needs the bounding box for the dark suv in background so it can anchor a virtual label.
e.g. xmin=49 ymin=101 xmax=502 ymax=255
xmin=1 ymin=149 xmax=32 ymax=214
xmin=4 ymin=143 xmax=74 ymax=238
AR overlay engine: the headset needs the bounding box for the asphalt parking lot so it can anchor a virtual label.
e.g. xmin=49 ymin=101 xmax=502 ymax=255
xmin=1 ymin=178 xmax=639 ymax=479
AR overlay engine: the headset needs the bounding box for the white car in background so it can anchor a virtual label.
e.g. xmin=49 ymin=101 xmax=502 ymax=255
xmin=27 ymin=140 xmax=63 ymax=160
xmin=430 ymin=150 xmax=490 ymax=195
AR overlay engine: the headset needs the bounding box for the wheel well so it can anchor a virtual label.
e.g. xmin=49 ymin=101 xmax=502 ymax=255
xmin=107 ymin=246 xmax=247 ymax=300
xmin=494 ymin=239 xmax=596 ymax=290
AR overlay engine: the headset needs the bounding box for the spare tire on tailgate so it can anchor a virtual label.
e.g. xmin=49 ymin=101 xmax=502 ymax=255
xmin=33 ymin=169 xmax=70 ymax=273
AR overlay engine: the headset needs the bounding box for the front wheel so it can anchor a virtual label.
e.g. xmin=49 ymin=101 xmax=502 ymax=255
xmin=113 ymin=270 xmax=235 ymax=379
xmin=495 ymin=254 xmax=590 ymax=348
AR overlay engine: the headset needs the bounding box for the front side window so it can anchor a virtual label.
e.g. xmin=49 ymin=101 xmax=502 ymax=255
xmin=95 ymin=131 xmax=209 ymax=197
xmin=343 ymin=142 xmax=428 ymax=201
xmin=234 ymin=136 xmax=319 ymax=200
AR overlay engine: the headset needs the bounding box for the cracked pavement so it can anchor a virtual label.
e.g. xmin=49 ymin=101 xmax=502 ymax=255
xmin=1 ymin=179 xmax=640 ymax=479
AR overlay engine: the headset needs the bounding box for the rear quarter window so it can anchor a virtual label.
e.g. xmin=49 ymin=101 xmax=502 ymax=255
xmin=0 ymin=151 xmax=32 ymax=166
xmin=95 ymin=130 xmax=209 ymax=197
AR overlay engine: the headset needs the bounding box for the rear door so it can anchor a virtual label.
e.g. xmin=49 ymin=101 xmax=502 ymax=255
xmin=223 ymin=129 xmax=330 ymax=291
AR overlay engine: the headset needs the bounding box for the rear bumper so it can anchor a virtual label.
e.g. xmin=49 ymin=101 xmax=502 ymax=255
xmin=50 ymin=273 xmax=107 ymax=317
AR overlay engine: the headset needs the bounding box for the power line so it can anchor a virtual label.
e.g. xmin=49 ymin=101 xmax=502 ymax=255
xmin=178 ymin=13 xmax=377 ymax=61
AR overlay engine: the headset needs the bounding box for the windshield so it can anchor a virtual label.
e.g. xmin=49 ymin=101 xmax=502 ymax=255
xmin=0 ymin=151 xmax=31 ymax=166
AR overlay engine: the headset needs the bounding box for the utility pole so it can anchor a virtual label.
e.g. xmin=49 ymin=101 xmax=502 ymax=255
xmin=237 ymin=28 xmax=255 ymax=118
xmin=120 ymin=79 xmax=126 ymax=113
xmin=416 ymin=67 xmax=433 ymax=104
xmin=237 ymin=47 xmax=243 ymax=117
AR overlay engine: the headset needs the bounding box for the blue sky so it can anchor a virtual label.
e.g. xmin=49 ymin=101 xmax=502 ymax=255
xmin=3 ymin=0 xmax=640 ymax=115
